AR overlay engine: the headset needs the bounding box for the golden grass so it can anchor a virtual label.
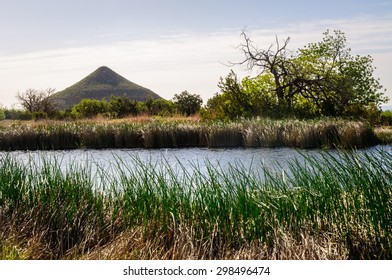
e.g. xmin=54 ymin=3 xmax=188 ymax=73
xmin=1 ymin=226 xmax=353 ymax=260
xmin=0 ymin=117 xmax=379 ymax=150
xmin=374 ymin=126 xmax=392 ymax=144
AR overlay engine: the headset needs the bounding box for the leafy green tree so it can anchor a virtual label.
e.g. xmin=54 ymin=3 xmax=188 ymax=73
xmin=0 ymin=108 xmax=5 ymax=121
xmin=4 ymin=109 xmax=33 ymax=120
xmin=233 ymin=30 xmax=388 ymax=117
xmin=148 ymin=99 xmax=176 ymax=116
xmin=294 ymin=30 xmax=387 ymax=116
xmin=108 ymin=95 xmax=137 ymax=118
xmin=202 ymin=71 xmax=279 ymax=120
xmin=241 ymin=73 xmax=279 ymax=116
xmin=71 ymin=99 xmax=108 ymax=118
xmin=173 ymin=91 xmax=203 ymax=116
xmin=136 ymin=102 xmax=148 ymax=115
xmin=200 ymin=93 xmax=227 ymax=120
xmin=217 ymin=71 xmax=253 ymax=118
xmin=380 ymin=110 xmax=392 ymax=126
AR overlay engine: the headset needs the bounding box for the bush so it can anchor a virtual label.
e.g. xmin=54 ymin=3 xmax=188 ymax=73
xmin=380 ymin=110 xmax=392 ymax=126
xmin=173 ymin=91 xmax=203 ymax=116
xmin=32 ymin=111 xmax=48 ymax=120
xmin=0 ymin=109 xmax=5 ymax=121
xmin=147 ymin=99 xmax=176 ymax=116
xmin=71 ymin=99 xmax=108 ymax=118
xmin=108 ymin=96 xmax=138 ymax=118
xmin=4 ymin=109 xmax=33 ymax=120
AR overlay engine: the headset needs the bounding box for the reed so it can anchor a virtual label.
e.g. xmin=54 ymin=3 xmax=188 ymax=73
xmin=375 ymin=127 xmax=392 ymax=145
xmin=0 ymin=149 xmax=390 ymax=259
xmin=0 ymin=118 xmax=379 ymax=150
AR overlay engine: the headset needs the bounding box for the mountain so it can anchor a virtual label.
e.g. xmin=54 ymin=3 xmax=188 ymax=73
xmin=50 ymin=66 xmax=162 ymax=110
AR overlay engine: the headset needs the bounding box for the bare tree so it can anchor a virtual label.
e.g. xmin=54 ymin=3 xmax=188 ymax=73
xmin=230 ymin=31 xmax=337 ymax=112
xmin=230 ymin=31 xmax=294 ymax=106
xmin=16 ymin=88 xmax=57 ymax=115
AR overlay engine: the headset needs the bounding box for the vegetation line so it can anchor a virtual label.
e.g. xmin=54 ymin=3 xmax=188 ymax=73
xmin=0 ymin=118 xmax=379 ymax=150
xmin=0 ymin=149 xmax=390 ymax=259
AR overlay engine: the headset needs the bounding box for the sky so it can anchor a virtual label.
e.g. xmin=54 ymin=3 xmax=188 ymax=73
xmin=0 ymin=0 xmax=391 ymax=108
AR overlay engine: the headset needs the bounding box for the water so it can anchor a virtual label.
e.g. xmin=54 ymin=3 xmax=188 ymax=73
xmin=1 ymin=146 xmax=391 ymax=179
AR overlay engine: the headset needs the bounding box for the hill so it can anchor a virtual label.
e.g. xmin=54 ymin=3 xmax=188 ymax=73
xmin=50 ymin=66 xmax=161 ymax=110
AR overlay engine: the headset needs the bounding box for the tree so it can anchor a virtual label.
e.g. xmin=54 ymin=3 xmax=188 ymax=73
xmin=0 ymin=107 xmax=5 ymax=121
xmin=173 ymin=91 xmax=203 ymax=116
xmin=108 ymin=95 xmax=137 ymax=117
xmin=294 ymin=30 xmax=388 ymax=116
xmin=201 ymin=71 xmax=279 ymax=120
xmin=71 ymin=99 xmax=108 ymax=118
xmin=233 ymin=32 xmax=294 ymax=112
xmin=147 ymin=99 xmax=176 ymax=116
xmin=233 ymin=30 xmax=388 ymax=117
xmin=16 ymin=88 xmax=57 ymax=117
xmin=200 ymin=93 xmax=227 ymax=120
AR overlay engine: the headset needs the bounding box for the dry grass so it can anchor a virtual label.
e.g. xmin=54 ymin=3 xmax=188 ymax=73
xmin=0 ymin=117 xmax=378 ymax=150
xmin=0 ymin=226 xmax=357 ymax=260
xmin=375 ymin=127 xmax=392 ymax=144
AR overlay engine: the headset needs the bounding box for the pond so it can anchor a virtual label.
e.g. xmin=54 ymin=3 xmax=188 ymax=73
xmin=2 ymin=145 xmax=391 ymax=178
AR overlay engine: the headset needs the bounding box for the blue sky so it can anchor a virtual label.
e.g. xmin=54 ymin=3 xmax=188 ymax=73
xmin=0 ymin=0 xmax=391 ymax=107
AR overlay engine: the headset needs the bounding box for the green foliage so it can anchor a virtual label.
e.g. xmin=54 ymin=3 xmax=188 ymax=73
xmin=173 ymin=90 xmax=203 ymax=116
xmin=0 ymin=109 xmax=5 ymax=121
xmin=295 ymin=30 xmax=388 ymax=117
xmin=0 ymin=240 xmax=28 ymax=260
xmin=71 ymin=99 xmax=108 ymax=118
xmin=202 ymin=71 xmax=282 ymax=119
xmin=108 ymin=95 xmax=138 ymax=117
xmin=200 ymin=93 xmax=228 ymax=120
xmin=4 ymin=109 xmax=33 ymax=120
xmin=32 ymin=111 xmax=48 ymax=120
xmin=380 ymin=110 xmax=392 ymax=126
xmin=147 ymin=99 xmax=176 ymax=116
xmin=209 ymin=30 xmax=388 ymax=120
xmin=218 ymin=70 xmax=253 ymax=118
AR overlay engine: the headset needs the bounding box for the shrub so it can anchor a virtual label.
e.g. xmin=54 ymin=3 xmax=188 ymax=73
xmin=71 ymin=99 xmax=108 ymax=118
xmin=0 ymin=109 xmax=5 ymax=121
xmin=380 ymin=110 xmax=392 ymax=126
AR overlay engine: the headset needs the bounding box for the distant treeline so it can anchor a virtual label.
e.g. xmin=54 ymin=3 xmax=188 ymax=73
xmin=3 ymin=90 xmax=202 ymax=121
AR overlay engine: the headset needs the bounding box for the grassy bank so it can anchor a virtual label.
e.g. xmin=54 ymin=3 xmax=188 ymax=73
xmin=375 ymin=127 xmax=392 ymax=145
xmin=0 ymin=117 xmax=379 ymax=150
xmin=0 ymin=149 xmax=391 ymax=260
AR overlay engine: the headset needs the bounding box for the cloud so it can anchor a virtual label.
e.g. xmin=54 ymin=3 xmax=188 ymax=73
xmin=0 ymin=15 xmax=391 ymax=107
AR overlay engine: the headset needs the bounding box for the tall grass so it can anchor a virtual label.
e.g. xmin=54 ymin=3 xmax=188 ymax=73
xmin=0 ymin=118 xmax=378 ymax=150
xmin=0 ymin=149 xmax=391 ymax=259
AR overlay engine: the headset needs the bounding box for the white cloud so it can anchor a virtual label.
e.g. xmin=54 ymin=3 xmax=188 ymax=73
xmin=0 ymin=15 xmax=391 ymax=108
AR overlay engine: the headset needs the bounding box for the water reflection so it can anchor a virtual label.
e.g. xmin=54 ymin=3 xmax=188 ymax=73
xmin=1 ymin=146 xmax=391 ymax=186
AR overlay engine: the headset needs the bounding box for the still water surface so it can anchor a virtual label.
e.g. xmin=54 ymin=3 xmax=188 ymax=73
xmin=2 ymin=146 xmax=390 ymax=178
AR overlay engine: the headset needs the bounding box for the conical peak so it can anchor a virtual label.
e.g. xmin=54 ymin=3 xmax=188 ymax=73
xmin=87 ymin=66 xmax=125 ymax=86
xmin=95 ymin=66 xmax=114 ymax=74
xmin=97 ymin=66 xmax=111 ymax=71
xmin=50 ymin=66 xmax=162 ymax=109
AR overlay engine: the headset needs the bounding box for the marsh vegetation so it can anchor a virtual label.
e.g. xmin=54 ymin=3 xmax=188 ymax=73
xmin=0 ymin=118 xmax=379 ymax=150
xmin=0 ymin=148 xmax=390 ymax=260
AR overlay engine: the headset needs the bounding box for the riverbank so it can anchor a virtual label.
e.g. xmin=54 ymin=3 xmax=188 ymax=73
xmin=374 ymin=127 xmax=392 ymax=144
xmin=0 ymin=117 xmax=381 ymax=150
xmin=0 ymin=149 xmax=390 ymax=260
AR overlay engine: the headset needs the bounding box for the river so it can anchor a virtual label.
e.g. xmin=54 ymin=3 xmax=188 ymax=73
xmin=2 ymin=145 xmax=391 ymax=179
